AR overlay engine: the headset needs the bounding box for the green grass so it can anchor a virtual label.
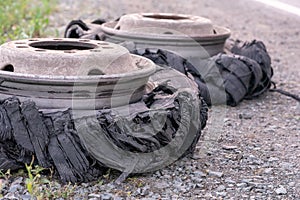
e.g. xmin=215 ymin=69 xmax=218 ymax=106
xmin=1 ymin=159 xmax=77 ymax=200
xmin=0 ymin=0 xmax=55 ymax=44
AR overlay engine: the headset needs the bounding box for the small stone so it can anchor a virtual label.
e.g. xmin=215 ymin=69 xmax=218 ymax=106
xmin=224 ymin=118 xmax=232 ymax=126
xmin=249 ymin=182 xmax=264 ymax=188
xmin=243 ymin=186 xmax=254 ymax=192
xmin=222 ymin=145 xmax=238 ymax=150
xmin=89 ymin=194 xmax=101 ymax=199
xmin=280 ymin=162 xmax=294 ymax=170
xmin=288 ymin=182 xmax=295 ymax=187
xmin=151 ymin=193 xmax=161 ymax=199
xmin=81 ymin=183 xmax=89 ymax=187
xmin=224 ymin=178 xmax=236 ymax=184
xmin=241 ymin=179 xmax=252 ymax=183
xmin=264 ymin=168 xmax=273 ymax=174
xmin=20 ymin=194 xmax=32 ymax=200
xmin=136 ymin=188 xmax=142 ymax=195
xmin=4 ymin=193 xmax=20 ymax=199
xmin=254 ymin=188 xmax=266 ymax=193
xmin=0 ymin=179 xmax=8 ymax=190
xmin=216 ymin=192 xmax=227 ymax=197
xmin=208 ymin=171 xmax=223 ymax=178
xmin=104 ymin=183 xmax=115 ymax=191
xmin=274 ymin=58 xmax=281 ymax=62
xmin=239 ymin=113 xmax=253 ymax=119
xmin=193 ymin=189 xmax=202 ymax=195
xmin=141 ymin=186 xmax=150 ymax=196
xmin=237 ymin=183 xmax=247 ymax=188
xmin=223 ymin=118 xmax=230 ymax=122
xmin=291 ymin=144 xmax=298 ymax=148
xmin=204 ymin=192 xmax=213 ymax=198
xmin=275 ymin=186 xmax=287 ymax=195
xmin=155 ymin=171 xmax=162 ymax=176
xmin=163 ymin=174 xmax=171 ymax=179
xmin=100 ymin=193 xmax=114 ymax=200
xmin=247 ymin=155 xmax=263 ymax=165
xmin=196 ymin=184 xmax=204 ymax=188
xmin=191 ymin=177 xmax=203 ymax=183
xmin=8 ymin=184 xmax=23 ymax=193
xmin=174 ymin=181 xmax=183 ymax=189
xmin=154 ymin=181 xmax=169 ymax=189
xmin=193 ymin=171 xmax=207 ymax=178
xmin=8 ymin=177 xmax=24 ymax=193
xmin=191 ymin=154 xmax=202 ymax=160
xmin=216 ymin=185 xmax=226 ymax=192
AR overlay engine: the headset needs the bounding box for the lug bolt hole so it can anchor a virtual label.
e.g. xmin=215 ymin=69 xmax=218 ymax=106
xmin=88 ymin=69 xmax=105 ymax=76
xmin=1 ymin=64 xmax=14 ymax=72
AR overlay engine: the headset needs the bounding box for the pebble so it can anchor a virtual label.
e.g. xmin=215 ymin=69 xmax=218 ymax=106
xmin=4 ymin=193 xmax=19 ymax=199
xmin=238 ymin=113 xmax=253 ymax=119
xmin=222 ymin=145 xmax=238 ymax=150
xmin=100 ymin=193 xmax=114 ymax=200
xmin=20 ymin=194 xmax=32 ymax=200
xmin=191 ymin=176 xmax=203 ymax=183
xmin=216 ymin=185 xmax=226 ymax=192
xmin=275 ymin=186 xmax=287 ymax=195
xmin=154 ymin=181 xmax=169 ymax=189
xmin=88 ymin=193 xmax=101 ymax=199
xmin=241 ymin=179 xmax=252 ymax=183
xmin=193 ymin=171 xmax=207 ymax=178
xmin=243 ymin=186 xmax=254 ymax=192
xmin=224 ymin=178 xmax=236 ymax=184
xmin=237 ymin=183 xmax=248 ymax=188
xmin=254 ymin=188 xmax=266 ymax=193
xmin=8 ymin=183 xmax=23 ymax=193
xmin=216 ymin=191 xmax=227 ymax=197
xmin=280 ymin=162 xmax=294 ymax=170
xmin=196 ymin=183 xmax=204 ymax=188
xmin=291 ymin=144 xmax=298 ymax=148
xmin=264 ymin=168 xmax=273 ymax=174
xmin=136 ymin=186 xmax=150 ymax=196
xmin=208 ymin=171 xmax=223 ymax=178
xmin=288 ymin=182 xmax=295 ymax=187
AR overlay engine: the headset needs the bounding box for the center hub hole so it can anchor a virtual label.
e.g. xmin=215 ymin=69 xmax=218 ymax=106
xmin=29 ymin=41 xmax=97 ymax=51
xmin=143 ymin=14 xmax=189 ymax=20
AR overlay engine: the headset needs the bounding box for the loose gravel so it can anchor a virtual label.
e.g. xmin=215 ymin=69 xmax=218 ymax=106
xmin=1 ymin=0 xmax=300 ymax=199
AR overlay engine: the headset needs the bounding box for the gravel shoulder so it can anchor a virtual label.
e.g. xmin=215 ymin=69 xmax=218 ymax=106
xmin=2 ymin=0 xmax=300 ymax=199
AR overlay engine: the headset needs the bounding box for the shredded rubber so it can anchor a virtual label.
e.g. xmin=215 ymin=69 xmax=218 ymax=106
xmin=64 ymin=19 xmax=299 ymax=105
xmin=0 ymin=68 xmax=208 ymax=183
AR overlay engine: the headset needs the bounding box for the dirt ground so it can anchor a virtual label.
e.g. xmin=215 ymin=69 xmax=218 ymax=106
xmin=4 ymin=0 xmax=299 ymax=199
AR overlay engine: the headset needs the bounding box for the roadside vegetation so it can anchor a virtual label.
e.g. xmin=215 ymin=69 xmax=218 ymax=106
xmin=0 ymin=159 xmax=118 ymax=199
xmin=0 ymin=0 xmax=56 ymax=44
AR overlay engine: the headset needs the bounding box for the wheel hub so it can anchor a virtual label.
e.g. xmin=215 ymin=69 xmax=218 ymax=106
xmin=0 ymin=38 xmax=156 ymax=109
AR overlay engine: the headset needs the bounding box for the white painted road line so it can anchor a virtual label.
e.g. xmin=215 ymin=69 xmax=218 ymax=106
xmin=253 ymin=0 xmax=300 ymax=17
